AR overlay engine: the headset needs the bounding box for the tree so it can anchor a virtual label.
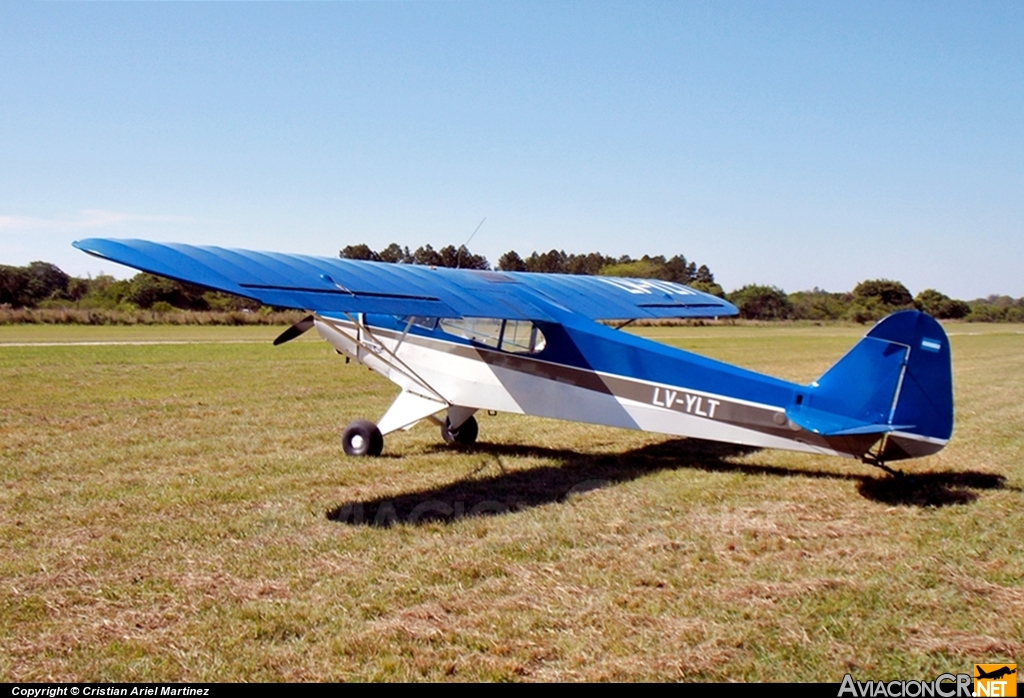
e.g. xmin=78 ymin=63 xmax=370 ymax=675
xmin=202 ymin=290 xmax=261 ymax=312
xmin=965 ymin=302 xmax=1002 ymax=322
xmin=81 ymin=274 xmax=132 ymax=309
xmin=852 ymin=279 xmax=913 ymax=308
xmin=437 ymin=245 xmax=461 ymax=268
xmin=687 ymin=265 xmax=724 ymax=297
xmin=452 ymin=245 xmax=489 ymax=270
xmin=663 ymin=255 xmax=696 ymax=284
xmin=434 ymin=245 xmax=488 ymax=269
xmin=848 ymin=279 xmax=914 ymax=323
xmin=694 ymin=264 xmax=715 ymax=285
xmin=340 ymin=244 xmax=380 ymax=261
xmin=965 ymin=295 xmax=1024 ymax=323
xmin=599 ymin=259 xmax=665 ymax=279
xmin=690 ymin=280 xmax=726 ymax=298
xmin=727 ymin=285 xmax=793 ymax=320
xmin=67 ymin=277 xmax=89 ymax=308
xmin=497 ymin=250 xmax=526 ymax=272
xmin=378 ymin=243 xmax=412 ymax=264
xmin=411 ymin=245 xmax=442 ymax=266
xmin=128 ymin=273 xmax=208 ymax=310
xmin=788 ymin=288 xmax=849 ymax=321
xmin=129 ymin=273 xmax=177 ymax=309
xmin=0 ymin=265 xmax=30 ymax=307
xmin=26 ymin=262 xmax=70 ymax=304
xmin=0 ymin=262 xmax=72 ymax=307
xmin=914 ymin=289 xmax=969 ymax=319
xmin=565 ymin=252 xmax=611 ymax=276
xmin=524 ymin=250 xmax=568 ymax=274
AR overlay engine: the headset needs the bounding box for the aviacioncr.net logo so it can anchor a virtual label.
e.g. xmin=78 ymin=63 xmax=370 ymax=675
xmin=838 ymin=673 xmax=973 ymax=697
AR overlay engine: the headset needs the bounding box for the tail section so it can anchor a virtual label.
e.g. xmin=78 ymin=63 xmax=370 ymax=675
xmin=787 ymin=310 xmax=953 ymax=461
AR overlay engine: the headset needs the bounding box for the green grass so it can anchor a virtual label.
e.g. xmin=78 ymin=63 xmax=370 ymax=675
xmin=1 ymin=322 xmax=1022 ymax=681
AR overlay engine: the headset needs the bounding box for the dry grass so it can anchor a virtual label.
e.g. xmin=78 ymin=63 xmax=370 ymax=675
xmin=1 ymin=322 xmax=1022 ymax=681
xmin=0 ymin=307 xmax=307 ymax=327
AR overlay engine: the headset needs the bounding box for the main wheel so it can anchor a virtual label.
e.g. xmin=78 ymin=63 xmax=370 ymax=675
xmin=342 ymin=419 xmax=384 ymax=456
xmin=441 ymin=415 xmax=478 ymax=446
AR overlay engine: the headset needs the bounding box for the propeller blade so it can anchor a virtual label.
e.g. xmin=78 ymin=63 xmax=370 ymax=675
xmin=273 ymin=315 xmax=316 ymax=346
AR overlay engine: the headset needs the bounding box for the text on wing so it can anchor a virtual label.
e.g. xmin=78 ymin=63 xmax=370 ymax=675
xmin=600 ymin=278 xmax=697 ymax=296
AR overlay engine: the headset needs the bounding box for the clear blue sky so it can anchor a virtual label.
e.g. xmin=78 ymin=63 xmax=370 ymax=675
xmin=1 ymin=1 xmax=1021 ymax=299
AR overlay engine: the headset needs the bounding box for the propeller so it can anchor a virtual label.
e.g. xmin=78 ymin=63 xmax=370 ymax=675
xmin=273 ymin=315 xmax=316 ymax=346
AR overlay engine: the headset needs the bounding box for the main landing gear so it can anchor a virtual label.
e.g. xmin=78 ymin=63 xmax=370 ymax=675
xmin=341 ymin=420 xmax=384 ymax=457
xmin=440 ymin=415 xmax=478 ymax=446
xmin=341 ymin=414 xmax=479 ymax=456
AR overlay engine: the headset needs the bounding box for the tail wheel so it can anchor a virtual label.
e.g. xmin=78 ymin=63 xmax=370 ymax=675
xmin=342 ymin=419 xmax=384 ymax=456
xmin=441 ymin=415 xmax=478 ymax=446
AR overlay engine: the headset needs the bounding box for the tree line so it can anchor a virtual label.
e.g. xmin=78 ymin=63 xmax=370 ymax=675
xmin=0 ymin=261 xmax=257 ymax=313
xmin=340 ymin=243 xmax=724 ymax=296
xmin=3 ymin=250 xmax=1022 ymax=323
xmin=726 ymin=281 xmax=1002 ymax=323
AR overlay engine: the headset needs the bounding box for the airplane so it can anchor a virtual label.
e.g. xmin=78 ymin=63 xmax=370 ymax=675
xmin=73 ymin=238 xmax=953 ymax=474
xmin=975 ymin=666 xmax=1016 ymax=681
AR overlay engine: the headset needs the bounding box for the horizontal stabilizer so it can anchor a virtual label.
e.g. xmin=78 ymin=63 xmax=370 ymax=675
xmin=827 ymin=423 xmax=914 ymax=437
xmin=785 ymin=406 xmax=913 ymax=436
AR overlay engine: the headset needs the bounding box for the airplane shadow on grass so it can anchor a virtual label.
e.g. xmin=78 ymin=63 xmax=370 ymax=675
xmin=326 ymin=438 xmax=1013 ymax=527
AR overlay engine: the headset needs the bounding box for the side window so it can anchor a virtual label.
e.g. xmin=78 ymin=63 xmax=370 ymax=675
xmin=438 ymin=318 xmax=547 ymax=354
xmin=405 ymin=316 xmax=437 ymax=330
xmin=500 ymin=320 xmax=546 ymax=354
xmin=438 ymin=317 xmax=503 ymax=349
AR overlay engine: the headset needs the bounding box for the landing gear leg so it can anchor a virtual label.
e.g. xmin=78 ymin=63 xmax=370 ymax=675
xmin=342 ymin=419 xmax=384 ymax=457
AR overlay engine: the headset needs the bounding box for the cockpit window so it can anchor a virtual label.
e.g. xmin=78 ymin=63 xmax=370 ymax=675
xmin=438 ymin=318 xmax=546 ymax=354
xmin=403 ymin=316 xmax=437 ymax=330
xmin=438 ymin=317 xmax=503 ymax=349
xmin=500 ymin=320 xmax=546 ymax=354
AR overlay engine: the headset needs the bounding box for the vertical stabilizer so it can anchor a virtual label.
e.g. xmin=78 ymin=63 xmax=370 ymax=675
xmin=791 ymin=311 xmax=953 ymax=460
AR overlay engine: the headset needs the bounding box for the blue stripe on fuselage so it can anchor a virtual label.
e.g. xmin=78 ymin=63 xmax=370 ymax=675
xmin=548 ymin=308 xmax=797 ymax=408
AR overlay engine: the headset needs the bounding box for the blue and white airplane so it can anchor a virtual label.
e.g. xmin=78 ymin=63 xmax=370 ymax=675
xmin=74 ymin=239 xmax=953 ymax=473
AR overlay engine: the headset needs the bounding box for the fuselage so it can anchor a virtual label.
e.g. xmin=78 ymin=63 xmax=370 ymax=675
xmin=315 ymin=311 xmax=888 ymax=459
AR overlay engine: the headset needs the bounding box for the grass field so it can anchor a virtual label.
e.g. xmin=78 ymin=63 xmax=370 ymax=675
xmin=1 ymin=322 xmax=1022 ymax=681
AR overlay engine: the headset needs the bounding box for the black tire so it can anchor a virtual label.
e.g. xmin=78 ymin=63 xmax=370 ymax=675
xmin=342 ymin=419 xmax=384 ymax=456
xmin=441 ymin=415 xmax=478 ymax=446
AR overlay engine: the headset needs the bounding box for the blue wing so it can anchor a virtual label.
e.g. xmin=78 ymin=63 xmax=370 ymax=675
xmin=73 ymin=238 xmax=737 ymax=321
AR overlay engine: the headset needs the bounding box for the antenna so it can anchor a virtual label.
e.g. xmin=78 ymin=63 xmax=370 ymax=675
xmin=456 ymin=217 xmax=487 ymax=269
